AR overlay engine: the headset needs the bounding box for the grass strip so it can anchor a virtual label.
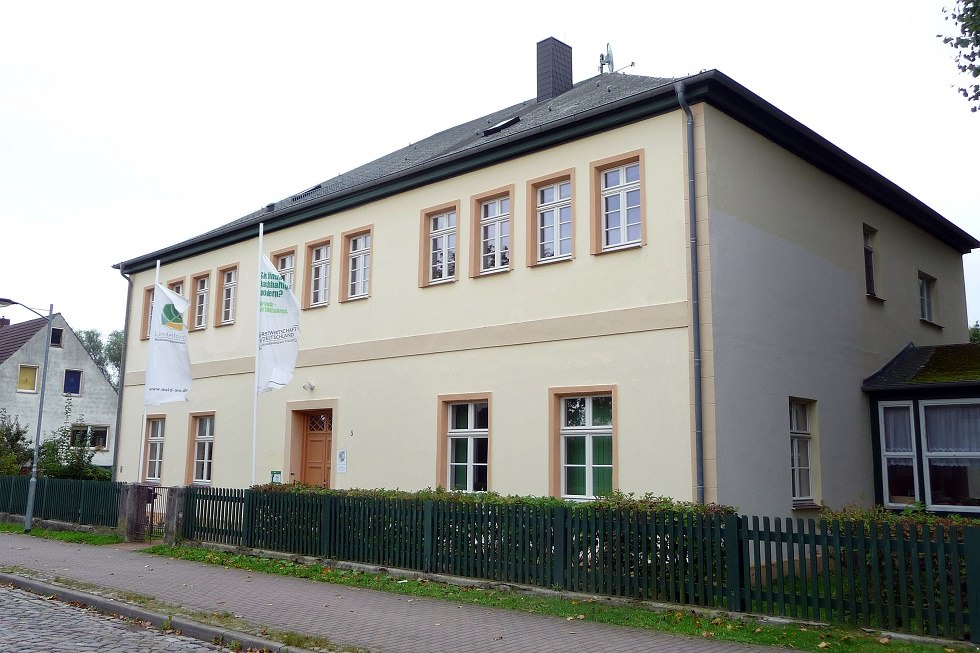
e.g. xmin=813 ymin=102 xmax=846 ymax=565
xmin=0 ymin=523 xmax=123 ymax=545
xmin=145 ymin=545 xmax=974 ymax=653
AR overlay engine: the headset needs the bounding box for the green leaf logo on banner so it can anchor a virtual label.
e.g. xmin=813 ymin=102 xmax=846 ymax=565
xmin=161 ymin=303 xmax=184 ymax=330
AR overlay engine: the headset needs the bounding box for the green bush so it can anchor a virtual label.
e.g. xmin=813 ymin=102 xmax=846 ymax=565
xmin=0 ymin=409 xmax=32 ymax=476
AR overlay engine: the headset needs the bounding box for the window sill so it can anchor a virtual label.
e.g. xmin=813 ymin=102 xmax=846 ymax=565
xmin=596 ymin=242 xmax=643 ymax=256
xmin=16 ymin=390 xmax=39 ymax=394
xmin=341 ymin=294 xmax=370 ymax=303
xmin=423 ymin=278 xmax=457 ymax=288
xmin=216 ymin=321 xmax=235 ymax=328
xmin=919 ymin=318 xmax=944 ymax=330
xmin=304 ymin=302 xmax=329 ymax=311
xmin=792 ymin=501 xmax=821 ymax=511
xmin=476 ymin=267 xmax=510 ymax=277
xmin=531 ymin=255 xmax=573 ymax=268
xmin=865 ymin=293 xmax=885 ymax=303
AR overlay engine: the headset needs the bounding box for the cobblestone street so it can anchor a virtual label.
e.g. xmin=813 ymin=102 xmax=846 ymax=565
xmin=0 ymin=584 xmax=232 ymax=653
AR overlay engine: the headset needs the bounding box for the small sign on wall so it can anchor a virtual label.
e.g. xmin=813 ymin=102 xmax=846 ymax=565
xmin=270 ymin=470 xmax=282 ymax=484
xmin=336 ymin=450 xmax=347 ymax=474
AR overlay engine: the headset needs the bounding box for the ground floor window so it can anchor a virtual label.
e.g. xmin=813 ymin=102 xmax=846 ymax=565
xmin=921 ymin=401 xmax=980 ymax=510
xmin=879 ymin=402 xmax=918 ymax=506
xmin=193 ymin=415 xmax=214 ymax=484
xmin=561 ymin=394 xmax=613 ymax=499
xmin=789 ymin=399 xmax=816 ymax=504
xmin=146 ymin=418 xmax=165 ymax=482
xmin=448 ymin=401 xmax=488 ymax=492
xmin=69 ymin=424 xmax=109 ymax=450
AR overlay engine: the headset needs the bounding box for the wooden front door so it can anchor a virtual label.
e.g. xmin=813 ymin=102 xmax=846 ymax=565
xmin=301 ymin=412 xmax=332 ymax=486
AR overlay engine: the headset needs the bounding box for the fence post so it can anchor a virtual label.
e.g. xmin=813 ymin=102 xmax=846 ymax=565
xmin=242 ymin=490 xmax=254 ymax=549
xmin=163 ymin=487 xmax=186 ymax=546
xmin=725 ymin=513 xmax=744 ymax=612
xmin=965 ymin=527 xmax=980 ymax=644
xmin=423 ymin=500 xmax=434 ymax=574
xmin=552 ymin=505 xmax=567 ymax=590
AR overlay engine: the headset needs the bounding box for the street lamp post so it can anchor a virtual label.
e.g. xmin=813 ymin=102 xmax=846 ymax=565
xmin=0 ymin=298 xmax=53 ymax=533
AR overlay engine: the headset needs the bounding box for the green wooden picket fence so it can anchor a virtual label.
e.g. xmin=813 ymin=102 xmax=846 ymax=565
xmin=0 ymin=475 xmax=120 ymax=528
xmin=181 ymin=486 xmax=980 ymax=642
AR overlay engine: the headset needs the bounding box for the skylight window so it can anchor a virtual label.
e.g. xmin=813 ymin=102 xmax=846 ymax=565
xmin=483 ymin=116 xmax=520 ymax=137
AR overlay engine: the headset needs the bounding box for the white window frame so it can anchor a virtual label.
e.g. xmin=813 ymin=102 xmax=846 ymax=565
xmin=600 ymin=162 xmax=641 ymax=250
xmin=537 ymin=181 xmax=572 ymax=262
xmin=878 ymin=400 xmax=919 ymax=508
xmin=480 ymin=197 xmax=510 ymax=274
xmin=220 ymin=268 xmax=237 ymax=324
xmin=918 ymin=272 xmax=935 ymax=322
xmin=561 ymin=395 xmax=613 ymax=499
xmin=277 ymin=253 xmax=295 ymax=291
xmin=194 ymin=276 xmax=209 ymax=330
xmin=169 ymin=281 xmax=184 ymax=297
xmin=790 ymin=399 xmax=814 ymax=503
xmin=193 ymin=415 xmax=215 ymax=485
xmin=348 ymin=234 xmax=371 ymax=299
xmin=310 ymin=243 xmax=331 ymax=307
xmin=447 ymin=401 xmax=489 ymax=492
xmin=17 ymin=364 xmax=39 ymax=393
xmin=63 ymin=368 xmax=83 ymax=396
xmin=919 ymin=398 xmax=980 ymax=513
xmin=429 ymin=210 xmax=457 ymax=283
xmin=146 ymin=418 xmax=165 ymax=482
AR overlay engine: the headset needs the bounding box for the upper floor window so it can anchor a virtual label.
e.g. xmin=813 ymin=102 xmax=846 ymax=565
xmin=536 ymin=181 xmax=572 ymax=262
xmin=168 ymin=280 xmax=184 ymax=297
xmin=341 ymin=228 xmax=373 ymax=301
xmin=427 ymin=209 xmax=457 ymax=284
xmin=192 ymin=274 xmax=210 ymax=330
xmin=480 ymin=196 xmax=510 ymax=273
xmin=141 ymin=286 xmax=155 ymax=340
xmin=50 ymin=328 xmax=64 ymax=348
xmin=863 ymin=225 xmax=877 ymax=297
xmin=17 ymin=365 xmax=39 ymax=393
xmin=276 ymin=252 xmax=296 ymax=291
xmin=308 ymin=240 xmax=331 ymax=307
xmin=591 ymin=152 xmax=644 ymax=254
xmin=919 ymin=271 xmax=936 ymax=323
xmin=219 ymin=266 xmax=237 ymax=325
xmin=63 ymin=369 xmax=82 ymax=395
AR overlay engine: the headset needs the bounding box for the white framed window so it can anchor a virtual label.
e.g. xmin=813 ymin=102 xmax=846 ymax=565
xmin=193 ymin=275 xmax=209 ymax=330
xmin=429 ymin=211 xmax=457 ymax=283
xmin=310 ymin=243 xmax=331 ymax=307
xmin=918 ymin=271 xmax=936 ymax=322
xmin=63 ymin=369 xmax=82 ymax=395
xmin=537 ymin=181 xmax=572 ymax=262
xmin=169 ymin=280 xmax=184 ymax=297
xmin=277 ymin=253 xmax=296 ymax=291
xmin=141 ymin=286 xmax=155 ymax=339
xmin=448 ymin=402 xmax=489 ymax=492
xmin=920 ymin=400 xmax=980 ymax=512
xmin=347 ymin=233 xmax=371 ymax=299
xmin=790 ymin=399 xmax=814 ymax=502
xmin=220 ymin=267 xmax=237 ymax=324
xmin=561 ymin=395 xmax=613 ymax=499
xmin=480 ymin=197 xmax=510 ymax=273
xmin=600 ymin=162 xmax=641 ymax=250
xmin=193 ymin=415 xmax=215 ymax=485
xmin=146 ymin=418 xmax=165 ymax=482
xmin=879 ymin=401 xmax=918 ymax=507
xmin=17 ymin=365 xmax=39 ymax=392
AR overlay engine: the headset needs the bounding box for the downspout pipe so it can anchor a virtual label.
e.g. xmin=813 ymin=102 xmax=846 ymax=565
xmin=674 ymin=81 xmax=705 ymax=505
xmin=111 ymin=270 xmax=133 ymax=481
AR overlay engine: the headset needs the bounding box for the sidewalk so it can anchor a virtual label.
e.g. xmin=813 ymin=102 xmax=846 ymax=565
xmin=0 ymin=532 xmax=776 ymax=653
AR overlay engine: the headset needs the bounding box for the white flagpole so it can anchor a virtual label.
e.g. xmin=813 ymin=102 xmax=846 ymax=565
xmin=136 ymin=260 xmax=161 ymax=483
xmin=251 ymin=224 xmax=264 ymax=486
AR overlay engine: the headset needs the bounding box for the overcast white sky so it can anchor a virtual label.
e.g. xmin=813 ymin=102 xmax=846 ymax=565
xmin=1 ymin=1 xmax=978 ymax=338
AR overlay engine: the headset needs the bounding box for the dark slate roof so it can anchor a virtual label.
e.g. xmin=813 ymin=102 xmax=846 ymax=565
xmin=0 ymin=317 xmax=46 ymax=365
xmin=116 ymin=69 xmax=980 ymax=274
xmin=863 ymin=343 xmax=980 ymax=390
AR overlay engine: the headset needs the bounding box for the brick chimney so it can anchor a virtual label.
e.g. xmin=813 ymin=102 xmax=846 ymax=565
xmin=0 ymin=317 xmax=9 ymax=329
xmin=536 ymin=37 xmax=572 ymax=103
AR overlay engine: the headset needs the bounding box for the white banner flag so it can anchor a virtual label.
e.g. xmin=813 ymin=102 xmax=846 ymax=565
xmin=144 ymin=284 xmax=191 ymax=406
xmin=257 ymin=256 xmax=300 ymax=392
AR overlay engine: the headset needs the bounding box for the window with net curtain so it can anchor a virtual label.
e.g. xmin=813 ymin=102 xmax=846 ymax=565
xmin=922 ymin=403 xmax=980 ymax=509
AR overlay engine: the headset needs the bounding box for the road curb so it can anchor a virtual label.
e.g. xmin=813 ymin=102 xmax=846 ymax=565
xmin=0 ymin=572 xmax=317 ymax=653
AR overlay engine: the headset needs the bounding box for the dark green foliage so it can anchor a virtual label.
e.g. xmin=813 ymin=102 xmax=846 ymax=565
xmin=76 ymin=328 xmax=122 ymax=389
xmin=37 ymin=399 xmax=111 ymax=481
xmin=0 ymin=409 xmax=32 ymax=476
xmin=941 ymin=0 xmax=980 ymax=111
xmin=971 ymin=320 xmax=980 ymax=344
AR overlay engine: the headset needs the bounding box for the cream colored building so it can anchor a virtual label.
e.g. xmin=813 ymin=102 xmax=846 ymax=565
xmin=113 ymin=38 xmax=977 ymax=518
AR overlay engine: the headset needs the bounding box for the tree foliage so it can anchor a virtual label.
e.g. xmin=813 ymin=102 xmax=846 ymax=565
xmin=37 ymin=399 xmax=111 ymax=481
xmin=971 ymin=320 xmax=980 ymax=343
xmin=941 ymin=0 xmax=980 ymax=111
xmin=0 ymin=409 xmax=32 ymax=476
xmin=76 ymin=328 xmax=123 ymax=390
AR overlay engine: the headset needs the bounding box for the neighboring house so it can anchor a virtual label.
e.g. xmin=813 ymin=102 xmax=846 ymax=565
xmin=0 ymin=315 xmax=118 ymax=468
xmin=113 ymin=38 xmax=977 ymax=519
xmin=864 ymin=343 xmax=980 ymax=513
